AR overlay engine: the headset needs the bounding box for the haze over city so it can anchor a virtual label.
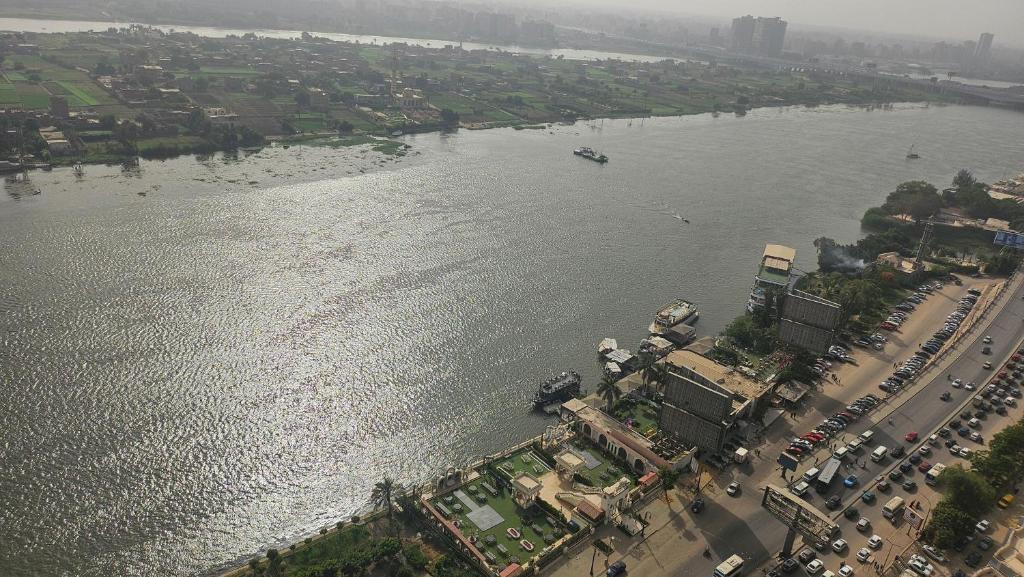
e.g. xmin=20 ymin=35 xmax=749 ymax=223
xmin=2 ymin=1 xmax=1024 ymax=577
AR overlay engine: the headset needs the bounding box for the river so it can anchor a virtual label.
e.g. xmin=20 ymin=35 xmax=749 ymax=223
xmin=2 ymin=103 xmax=1024 ymax=577
xmin=0 ymin=17 xmax=684 ymax=63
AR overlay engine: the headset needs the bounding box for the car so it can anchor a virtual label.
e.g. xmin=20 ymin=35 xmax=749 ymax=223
xmin=940 ymin=391 xmax=951 ymax=401
xmin=691 ymin=497 xmax=705 ymax=513
xmin=857 ymin=548 xmax=872 ymax=563
xmin=889 ymin=470 xmax=904 ymax=481
xmin=799 ymin=549 xmax=817 ymax=564
xmin=867 ymin=535 xmax=883 ymax=550
xmin=920 ymin=445 xmax=933 ymax=456
xmin=978 ymin=536 xmax=994 ymax=551
xmin=909 ymin=453 xmax=922 ymax=464
xmin=900 ymin=462 xmax=914 ymax=473
xmin=861 ymin=491 xmax=876 ymax=504
xmin=832 ymin=539 xmax=848 ymax=553
xmin=922 ymin=545 xmax=946 ymax=563
xmin=782 ymin=558 xmax=799 ymax=573
xmin=727 ymin=482 xmax=740 ymax=496
xmin=844 ymin=507 xmax=860 ymax=520
xmin=952 ymin=379 xmax=963 ymax=388
xmin=607 ymin=560 xmax=626 ymax=577
xmin=970 ymin=432 xmax=983 ymax=443
xmin=983 ymin=362 xmax=993 ymax=370
xmin=945 ymin=438 xmax=957 ymax=448
xmin=905 ymin=432 xmax=918 ymax=442
xmin=959 ymin=427 xmax=971 ymax=437
xmin=890 ymin=446 xmax=906 ymax=458
xmin=976 ymin=520 xmax=991 ymax=533
xmin=907 ymin=555 xmax=934 ymax=577
xmin=917 ymin=461 xmax=932 ymax=473
xmin=806 ymin=559 xmax=825 ymax=575
xmin=902 ymin=480 xmax=917 ymax=491
xmin=969 ymin=418 xmax=981 ymax=428
xmin=839 ymin=566 xmax=854 ymax=577
xmin=875 ymin=478 xmax=890 ymax=491
xmin=856 ymin=518 xmax=871 ymax=532
xmin=785 ymin=448 xmax=804 ymax=458
xmin=938 ymin=428 xmax=951 ymax=438
xmin=984 ymin=335 xmax=993 ymax=344
xmin=965 ymin=552 xmax=983 ymax=568
xmin=965 ymin=382 xmax=977 ymax=391
xmin=961 ymin=410 xmax=974 ymax=420
xmin=950 ymin=419 xmax=962 ymax=429
xmin=826 ymin=495 xmax=842 ymax=510
xmin=844 ymin=475 xmax=859 ymax=488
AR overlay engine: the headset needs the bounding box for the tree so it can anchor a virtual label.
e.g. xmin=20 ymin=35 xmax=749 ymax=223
xmin=937 ymin=465 xmax=995 ymax=518
xmin=953 ymin=169 xmax=976 ymax=192
xmin=597 ymin=374 xmax=622 ymax=412
xmin=658 ymin=466 xmax=680 ymax=503
xmin=372 ymin=476 xmax=403 ymax=529
xmin=336 ymin=120 xmax=354 ymax=134
xmin=923 ymin=501 xmax=976 ymax=549
xmin=439 ymin=108 xmax=460 ymax=128
xmin=295 ymin=91 xmax=311 ymax=109
xmin=985 ymin=252 xmax=1020 ymax=276
xmin=882 ymin=181 xmax=942 ymax=223
xmin=648 ymin=362 xmax=670 ymax=395
xmin=637 ymin=352 xmax=656 ymax=395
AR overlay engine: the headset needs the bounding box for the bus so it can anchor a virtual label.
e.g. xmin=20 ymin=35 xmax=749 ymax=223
xmin=925 ymin=463 xmax=946 ymax=486
xmin=882 ymin=496 xmax=905 ymax=520
xmin=714 ymin=554 xmax=745 ymax=577
xmin=815 ymin=458 xmax=842 ymax=494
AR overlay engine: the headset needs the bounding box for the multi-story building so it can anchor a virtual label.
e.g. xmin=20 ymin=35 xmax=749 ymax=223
xmin=730 ymin=15 xmax=756 ymax=53
xmin=753 ymin=17 xmax=787 ymax=57
xmin=658 ymin=350 xmax=772 ymax=453
xmin=747 ymin=244 xmax=796 ymax=312
xmin=974 ymin=33 xmax=994 ymax=63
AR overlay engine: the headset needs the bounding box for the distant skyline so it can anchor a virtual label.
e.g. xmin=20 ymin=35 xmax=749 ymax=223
xmin=528 ymin=0 xmax=1021 ymax=48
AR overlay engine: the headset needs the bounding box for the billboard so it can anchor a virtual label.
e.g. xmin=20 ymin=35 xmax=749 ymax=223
xmin=779 ymin=319 xmax=835 ymax=354
xmin=903 ymin=507 xmax=924 ymax=529
xmin=761 ymin=484 xmax=839 ymax=545
xmin=777 ymin=453 xmax=799 ymax=472
xmin=782 ymin=290 xmax=843 ymax=330
xmin=994 ymin=231 xmax=1024 ymax=249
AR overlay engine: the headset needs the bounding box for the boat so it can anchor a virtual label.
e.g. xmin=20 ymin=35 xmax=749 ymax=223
xmin=573 ymin=147 xmax=608 ymax=163
xmin=532 ymin=371 xmax=582 ymax=408
xmin=520 ymin=539 xmax=535 ymax=552
xmin=507 ymin=527 xmax=522 ymax=539
xmin=906 ymin=145 xmax=920 ymax=159
xmin=648 ymin=299 xmax=699 ymax=334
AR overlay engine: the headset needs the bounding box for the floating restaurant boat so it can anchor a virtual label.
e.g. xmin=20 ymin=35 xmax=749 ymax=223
xmin=573 ymin=147 xmax=608 ymax=163
xmin=533 ymin=371 xmax=581 ymax=409
xmin=648 ymin=299 xmax=699 ymax=334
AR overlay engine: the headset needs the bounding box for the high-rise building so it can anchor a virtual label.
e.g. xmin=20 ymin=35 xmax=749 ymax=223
xmin=975 ymin=32 xmax=994 ymax=62
xmin=753 ymin=17 xmax=787 ymax=57
xmin=731 ymin=15 xmax=787 ymax=56
xmin=730 ymin=15 xmax=755 ymax=53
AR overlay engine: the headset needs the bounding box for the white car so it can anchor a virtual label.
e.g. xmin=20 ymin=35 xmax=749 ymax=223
xmin=867 ymin=535 xmax=883 ymax=550
xmin=952 ymin=379 xmax=963 ymax=388
xmin=922 ymin=545 xmax=946 ymax=563
xmin=977 ymin=519 xmax=991 ymax=533
xmin=907 ymin=556 xmax=933 ymax=577
xmin=856 ymin=518 xmax=871 ymax=532
xmin=807 ymin=559 xmax=825 ymax=575
xmin=839 ymin=566 xmax=854 ymax=577
xmin=965 ymin=382 xmax=977 ymax=391
xmin=832 ymin=538 xmax=848 ymax=553
xmin=984 ymin=336 xmax=993 ymax=344
xmin=727 ymin=482 xmax=740 ymax=496
xmin=958 ymin=447 xmax=972 ymax=458
xmin=857 ymin=547 xmax=872 ymax=563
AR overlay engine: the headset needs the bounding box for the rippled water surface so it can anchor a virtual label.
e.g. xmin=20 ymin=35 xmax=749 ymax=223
xmin=2 ymin=104 xmax=1024 ymax=577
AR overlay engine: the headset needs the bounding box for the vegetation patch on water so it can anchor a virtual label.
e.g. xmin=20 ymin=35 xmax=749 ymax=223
xmin=287 ymin=134 xmax=409 ymax=156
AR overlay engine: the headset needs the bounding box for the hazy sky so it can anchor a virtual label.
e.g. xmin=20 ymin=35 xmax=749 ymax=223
xmin=570 ymin=0 xmax=1023 ymax=47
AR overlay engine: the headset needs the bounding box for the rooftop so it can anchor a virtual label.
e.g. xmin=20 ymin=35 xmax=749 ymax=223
xmin=664 ymin=349 xmax=769 ymax=403
xmin=763 ymin=243 xmax=796 ymax=263
xmin=755 ymin=263 xmax=791 ymax=286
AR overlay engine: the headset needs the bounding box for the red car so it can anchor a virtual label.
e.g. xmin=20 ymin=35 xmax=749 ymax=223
xmin=806 ymin=432 xmax=825 ymax=442
xmin=880 ymin=322 xmax=897 ymax=331
xmin=1012 ymin=354 xmax=1022 ymax=362
xmin=917 ymin=461 xmax=932 ymax=473
xmin=905 ymin=432 xmax=919 ymax=442
xmin=801 ymin=435 xmax=821 ymax=444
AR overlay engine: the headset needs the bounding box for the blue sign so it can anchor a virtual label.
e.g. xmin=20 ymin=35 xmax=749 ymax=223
xmin=777 ymin=453 xmax=799 ymax=472
xmin=994 ymin=231 xmax=1024 ymax=249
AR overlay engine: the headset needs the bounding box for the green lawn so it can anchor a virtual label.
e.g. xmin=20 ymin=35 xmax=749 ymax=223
xmin=611 ymin=398 xmax=661 ymax=438
xmin=494 ymin=448 xmax=551 ymax=480
xmin=431 ymin=480 xmax=565 ymax=567
xmin=57 ymin=81 xmax=100 ymax=106
xmin=566 ymin=440 xmax=636 ymax=489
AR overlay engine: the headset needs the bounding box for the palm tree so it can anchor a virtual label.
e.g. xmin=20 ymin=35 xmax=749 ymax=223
xmin=597 ymin=374 xmax=622 ymax=413
xmin=648 ymin=363 xmax=670 ymax=396
xmin=637 ymin=352 xmax=656 ymax=395
xmin=372 ymin=476 xmax=403 ymax=529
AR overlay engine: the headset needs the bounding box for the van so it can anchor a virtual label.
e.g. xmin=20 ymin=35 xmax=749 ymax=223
xmin=858 ymin=430 xmax=875 ymax=444
xmin=871 ymin=446 xmax=888 ymax=463
xmin=882 ymin=496 xmax=905 ymax=519
xmin=847 ymin=438 xmax=863 ymax=453
xmin=803 ymin=467 xmax=821 ymax=483
xmin=998 ymin=494 xmax=1015 ymax=509
xmin=833 ymin=447 xmax=849 ymax=461
xmin=791 ymin=481 xmax=810 ymax=497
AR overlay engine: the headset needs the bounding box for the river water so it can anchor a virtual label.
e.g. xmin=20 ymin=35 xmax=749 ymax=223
xmin=0 ymin=17 xmax=683 ymax=63
xmin=2 ymin=103 xmax=1024 ymax=577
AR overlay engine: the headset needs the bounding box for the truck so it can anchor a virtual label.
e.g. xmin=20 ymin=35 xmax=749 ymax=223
xmin=815 ymin=458 xmax=842 ymax=494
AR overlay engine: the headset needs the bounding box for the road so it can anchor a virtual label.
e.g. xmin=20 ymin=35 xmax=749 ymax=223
xmin=546 ymin=272 xmax=1024 ymax=577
